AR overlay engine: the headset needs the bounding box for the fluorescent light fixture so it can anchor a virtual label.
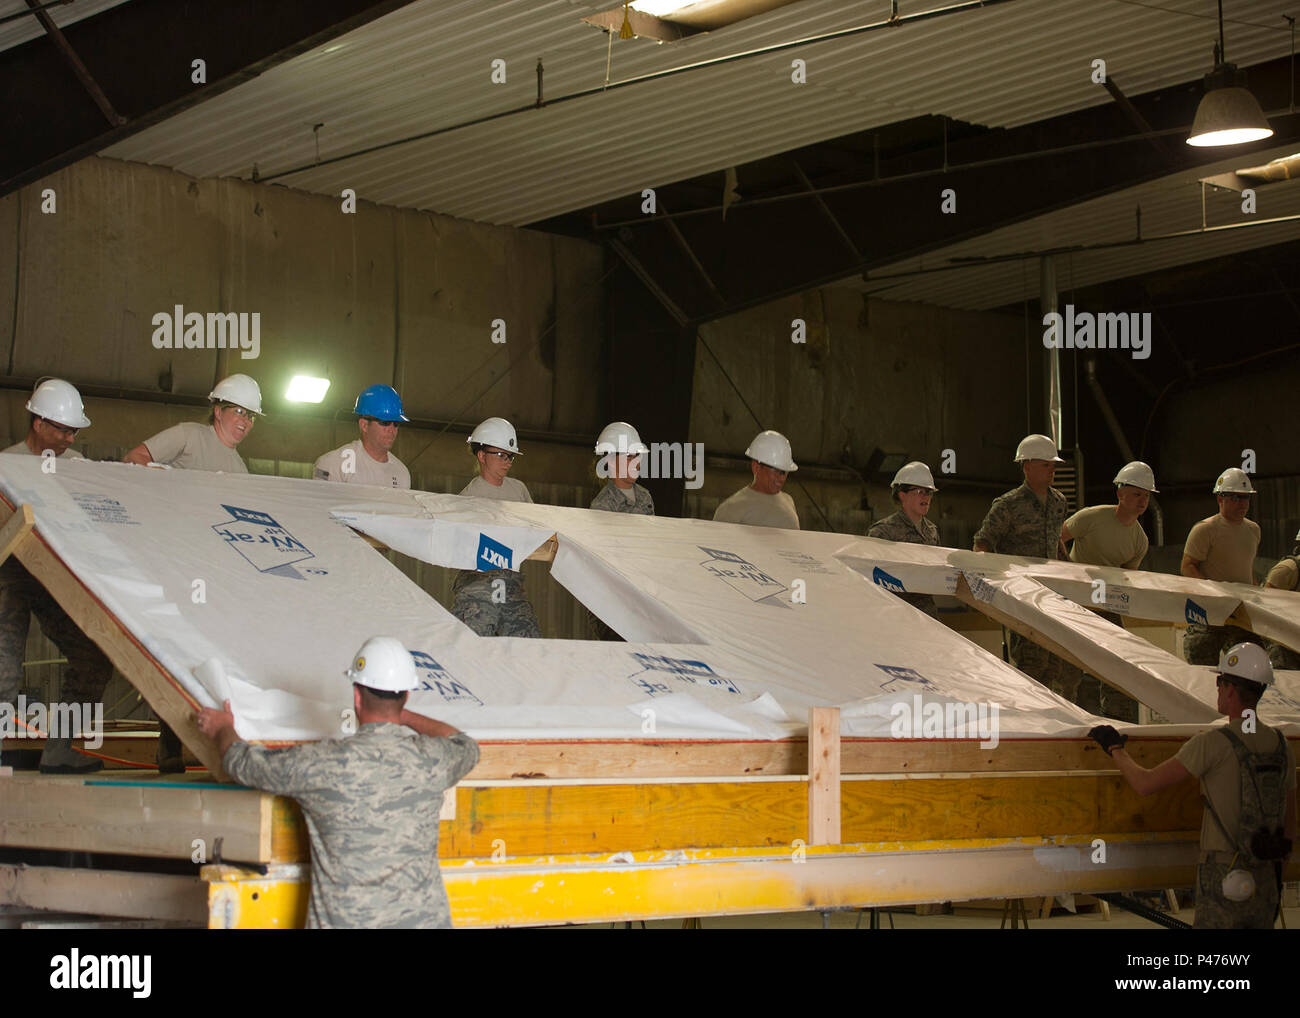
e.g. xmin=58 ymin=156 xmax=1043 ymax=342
xmin=286 ymin=375 xmax=330 ymax=403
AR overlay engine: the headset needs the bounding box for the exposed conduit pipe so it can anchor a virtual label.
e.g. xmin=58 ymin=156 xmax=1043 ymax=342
xmin=1083 ymin=357 xmax=1164 ymax=545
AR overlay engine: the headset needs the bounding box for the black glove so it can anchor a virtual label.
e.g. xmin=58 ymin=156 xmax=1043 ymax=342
xmin=1088 ymin=724 xmax=1127 ymax=757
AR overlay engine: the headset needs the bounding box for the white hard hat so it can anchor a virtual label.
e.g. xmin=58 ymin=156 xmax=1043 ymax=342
xmin=595 ymin=421 xmax=649 ymax=456
xmin=343 ymin=636 xmax=419 ymax=692
xmin=467 ymin=417 xmax=521 ymax=455
xmin=1113 ymin=461 xmax=1158 ymax=493
xmin=745 ymin=430 xmax=798 ymax=472
xmin=1212 ymin=468 xmax=1255 ymax=495
xmin=208 ymin=374 xmax=264 ymax=415
xmin=891 ymin=461 xmax=937 ymax=491
xmin=1013 ymin=434 xmax=1064 ymax=463
xmin=1222 ymin=868 xmax=1256 ymax=902
xmin=26 ymin=378 xmax=91 ymax=429
xmin=1218 ymin=642 xmax=1273 ymax=688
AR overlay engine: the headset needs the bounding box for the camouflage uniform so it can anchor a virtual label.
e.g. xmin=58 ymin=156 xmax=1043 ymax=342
xmin=450 ymin=570 xmax=541 ymax=638
xmin=0 ymin=441 xmax=109 ymax=713
xmin=0 ymin=550 xmax=113 ymax=711
xmin=973 ymin=483 xmax=1080 ymax=701
xmin=1193 ymin=857 xmax=1279 ymax=929
xmin=1265 ymin=555 xmax=1300 ymax=672
xmin=1183 ymin=624 xmax=1263 ymax=667
xmin=590 ymin=480 xmax=655 ymax=516
xmin=867 ymin=509 xmax=941 ymax=619
xmin=224 ymin=724 xmax=479 ymax=929
xmin=586 ymin=481 xmax=655 ymax=640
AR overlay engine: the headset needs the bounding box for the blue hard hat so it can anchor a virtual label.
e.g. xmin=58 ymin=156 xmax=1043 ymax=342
xmin=353 ymin=384 xmax=409 ymax=422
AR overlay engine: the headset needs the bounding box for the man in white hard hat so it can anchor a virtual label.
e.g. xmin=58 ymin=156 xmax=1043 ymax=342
xmin=867 ymin=461 xmax=941 ymax=618
xmin=1090 ymin=642 xmax=1295 ymax=929
xmin=1263 ymin=527 xmax=1300 ymax=671
xmin=591 ymin=422 xmax=654 ymax=516
xmin=1 ymin=380 xmax=112 ymax=774
xmin=313 ymin=384 xmax=411 ymax=489
xmin=124 ymin=373 xmax=261 ymax=473
xmin=123 ymin=373 xmax=263 ymax=770
xmin=1180 ymin=468 xmax=1263 ymax=666
xmin=1059 ymin=460 xmax=1156 ymax=721
xmin=974 ymin=434 xmax=1077 ymax=700
xmin=197 ymin=636 xmax=479 ymax=929
xmin=713 ymin=430 xmax=800 ymax=530
xmin=451 ymin=417 xmax=542 ymax=637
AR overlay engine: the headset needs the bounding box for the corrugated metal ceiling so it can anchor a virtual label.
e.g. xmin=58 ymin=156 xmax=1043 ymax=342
xmin=0 ymin=0 xmax=130 ymax=53
xmin=842 ymin=142 xmax=1300 ymax=310
xmin=100 ymin=0 xmax=1298 ymax=226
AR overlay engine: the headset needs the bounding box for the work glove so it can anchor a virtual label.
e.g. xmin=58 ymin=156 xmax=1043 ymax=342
xmin=1088 ymin=724 xmax=1128 ymax=757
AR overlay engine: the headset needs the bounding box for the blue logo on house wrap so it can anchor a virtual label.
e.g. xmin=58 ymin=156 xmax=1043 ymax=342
xmin=1185 ymin=598 xmax=1208 ymax=625
xmin=410 ymin=650 xmax=483 ymax=706
xmin=872 ymin=566 xmax=906 ymax=593
xmin=212 ymin=504 xmax=314 ymax=579
xmin=477 ymin=533 xmax=512 ymax=571
xmin=697 ymin=546 xmax=787 ymax=605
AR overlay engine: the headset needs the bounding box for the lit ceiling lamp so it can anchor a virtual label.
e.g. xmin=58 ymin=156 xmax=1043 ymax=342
xmin=1186 ymin=0 xmax=1273 ymax=147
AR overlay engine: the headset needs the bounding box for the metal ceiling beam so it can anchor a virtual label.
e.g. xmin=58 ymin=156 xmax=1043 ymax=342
xmin=0 ymin=0 xmax=420 ymax=196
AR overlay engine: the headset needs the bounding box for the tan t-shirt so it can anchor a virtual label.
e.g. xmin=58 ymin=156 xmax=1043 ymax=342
xmin=459 ymin=475 xmax=532 ymax=503
xmin=1183 ymin=514 xmax=1260 ymax=584
xmin=1176 ymin=718 xmax=1296 ymax=853
xmin=713 ymin=485 xmax=800 ymax=530
xmin=1265 ymin=558 xmax=1299 ymax=592
xmin=2 ymin=440 xmax=84 ymax=459
xmin=142 ymin=422 xmax=247 ymax=473
xmin=1066 ymin=505 xmax=1149 ymax=569
xmin=314 ymin=440 xmax=410 ymax=489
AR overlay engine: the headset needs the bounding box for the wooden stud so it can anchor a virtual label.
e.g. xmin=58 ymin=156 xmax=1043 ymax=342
xmin=808 ymin=706 xmax=841 ymax=845
xmin=0 ymin=503 xmax=34 ymax=565
xmin=0 ymin=864 xmax=206 ymax=923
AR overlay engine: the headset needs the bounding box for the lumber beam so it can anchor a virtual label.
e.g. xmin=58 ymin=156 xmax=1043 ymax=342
xmin=0 ymin=503 xmax=34 ymax=564
xmin=0 ymin=864 xmax=206 ymax=923
xmin=807 ymin=707 xmax=840 ymax=845
xmin=0 ymin=499 xmax=225 ymax=777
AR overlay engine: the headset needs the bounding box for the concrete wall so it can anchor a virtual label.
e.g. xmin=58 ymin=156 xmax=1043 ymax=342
xmin=0 ymin=156 xmax=606 ymax=489
xmin=1148 ymin=358 xmax=1300 ymax=565
xmin=688 ymin=289 xmax=1031 ymax=540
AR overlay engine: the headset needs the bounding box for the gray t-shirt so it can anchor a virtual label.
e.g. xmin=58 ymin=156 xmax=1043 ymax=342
xmin=459 ymin=475 xmax=532 ymax=503
xmin=713 ymin=485 xmax=800 ymax=530
xmin=142 ymin=422 xmax=247 ymax=473
xmin=314 ymin=440 xmax=410 ymax=489
xmin=224 ymin=725 xmax=479 ymax=929
xmin=2 ymin=441 xmax=84 ymax=459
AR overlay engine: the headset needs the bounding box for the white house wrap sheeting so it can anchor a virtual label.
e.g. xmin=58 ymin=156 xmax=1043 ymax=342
xmin=2 ymin=458 xmax=1296 ymax=742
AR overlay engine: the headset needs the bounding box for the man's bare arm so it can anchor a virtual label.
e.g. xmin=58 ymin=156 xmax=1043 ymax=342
xmin=400 ymin=708 xmax=461 ymax=739
xmin=123 ymin=443 xmax=154 ymax=466
xmin=1111 ymin=750 xmax=1192 ymax=797
xmin=1181 ymin=555 xmax=1206 ymax=580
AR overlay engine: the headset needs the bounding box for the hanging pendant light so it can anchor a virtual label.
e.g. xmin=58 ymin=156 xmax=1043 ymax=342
xmin=1187 ymin=0 xmax=1272 ymax=147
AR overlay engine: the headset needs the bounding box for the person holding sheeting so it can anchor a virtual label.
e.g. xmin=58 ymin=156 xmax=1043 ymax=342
xmin=973 ymin=433 xmax=1080 ymax=703
xmin=590 ymin=421 xmax=655 ymax=516
xmin=0 ymin=379 xmax=112 ymax=774
xmin=1090 ymin=643 xmax=1295 ymax=929
xmin=1180 ymin=467 xmax=1263 ymax=666
xmin=867 ymin=461 xmax=941 ymax=619
xmin=123 ymin=373 xmax=263 ymax=771
xmin=123 ymin=373 xmax=260 ymax=473
xmin=1059 ymin=460 xmax=1156 ymax=722
xmin=450 ymin=417 xmax=542 ymax=638
xmin=198 ymin=637 xmax=479 ymax=929
xmin=313 ymin=384 xmax=411 ymax=489
xmin=713 ymin=430 xmax=800 ymax=530
xmin=1263 ymin=526 xmax=1300 ymax=672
